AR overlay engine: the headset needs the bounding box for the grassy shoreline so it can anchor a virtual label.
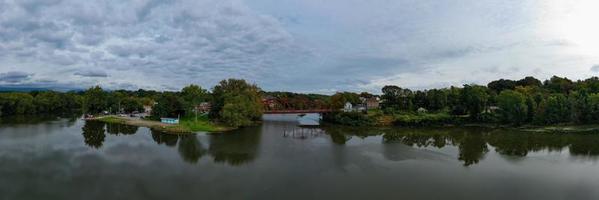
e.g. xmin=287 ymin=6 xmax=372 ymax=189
xmin=93 ymin=115 xmax=233 ymax=134
xmin=325 ymin=110 xmax=599 ymax=134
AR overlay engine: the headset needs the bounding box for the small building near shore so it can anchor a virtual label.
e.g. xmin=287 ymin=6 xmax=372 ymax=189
xmin=365 ymin=97 xmax=380 ymax=109
xmin=143 ymin=105 xmax=153 ymax=114
xmin=262 ymin=96 xmax=277 ymax=110
xmin=343 ymin=102 xmax=353 ymax=112
xmin=196 ymin=102 xmax=212 ymax=114
xmin=161 ymin=118 xmax=179 ymax=124
xmin=484 ymin=106 xmax=500 ymax=114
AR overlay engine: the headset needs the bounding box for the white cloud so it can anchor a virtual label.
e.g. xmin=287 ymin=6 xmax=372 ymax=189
xmin=0 ymin=0 xmax=598 ymax=93
xmin=0 ymin=0 xmax=298 ymax=90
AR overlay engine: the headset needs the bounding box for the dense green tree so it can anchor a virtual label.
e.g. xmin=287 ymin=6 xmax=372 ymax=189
xmin=516 ymin=76 xmax=543 ymax=88
xmin=33 ymin=91 xmax=63 ymax=113
xmin=121 ymin=97 xmax=144 ymax=113
xmin=330 ymin=92 xmax=360 ymax=109
xmin=181 ymin=84 xmax=208 ymax=113
xmin=152 ymin=93 xmax=185 ymax=118
xmin=488 ymin=79 xmax=516 ymax=93
xmin=446 ymin=87 xmax=466 ymax=115
xmin=220 ymin=95 xmax=262 ymax=127
xmin=381 ymin=85 xmax=413 ymax=112
xmin=210 ymin=79 xmax=262 ymax=127
xmin=413 ymin=91 xmax=427 ymax=109
xmin=544 ymin=76 xmax=574 ymax=94
xmin=106 ymin=91 xmax=126 ymax=114
xmin=426 ymin=89 xmax=447 ymax=111
xmin=568 ymin=91 xmax=591 ymax=123
xmin=588 ymin=93 xmax=599 ymax=122
xmin=0 ymin=93 xmax=36 ymax=115
xmin=524 ymin=96 xmax=537 ymax=122
xmin=534 ymin=94 xmax=570 ymax=124
xmin=83 ymin=86 xmax=108 ymax=114
xmin=577 ymin=77 xmax=599 ymax=93
xmin=461 ymin=85 xmax=489 ymax=120
xmin=496 ymin=90 xmax=528 ymax=124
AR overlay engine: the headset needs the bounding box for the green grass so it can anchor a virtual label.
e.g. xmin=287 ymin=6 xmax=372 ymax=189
xmin=97 ymin=116 xmax=126 ymax=124
xmin=178 ymin=115 xmax=232 ymax=132
xmin=519 ymin=124 xmax=599 ymax=133
xmin=393 ymin=112 xmax=453 ymax=126
xmin=95 ymin=115 xmax=232 ymax=133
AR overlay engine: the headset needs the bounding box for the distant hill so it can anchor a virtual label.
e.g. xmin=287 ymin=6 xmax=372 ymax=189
xmin=0 ymin=87 xmax=48 ymax=92
xmin=0 ymin=86 xmax=83 ymax=93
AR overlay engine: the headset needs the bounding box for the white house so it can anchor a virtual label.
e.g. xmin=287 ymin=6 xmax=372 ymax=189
xmin=343 ymin=102 xmax=353 ymax=112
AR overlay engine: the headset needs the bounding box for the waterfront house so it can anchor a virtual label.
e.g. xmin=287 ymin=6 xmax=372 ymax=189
xmin=343 ymin=102 xmax=353 ymax=112
xmin=354 ymin=104 xmax=367 ymax=112
xmin=196 ymin=102 xmax=211 ymax=113
xmin=143 ymin=105 xmax=153 ymax=114
xmin=365 ymin=97 xmax=380 ymax=109
xmin=484 ymin=106 xmax=500 ymax=114
xmin=262 ymin=96 xmax=277 ymax=110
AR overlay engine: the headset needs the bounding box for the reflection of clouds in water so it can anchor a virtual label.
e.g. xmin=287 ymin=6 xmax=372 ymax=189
xmin=0 ymin=117 xmax=78 ymax=139
xmin=262 ymin=113 xmax=321 ymax=126
xmin=298 ymin=113 xmax=321 ymax=126
xmin=5 ymin=118 xmax=599 ymax=199
xmin=382 ymin=143 xmax=451 ymax=162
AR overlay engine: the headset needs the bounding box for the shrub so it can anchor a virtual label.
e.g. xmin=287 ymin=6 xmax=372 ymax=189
xmin=323 ymin=112 xmax=375 ymax=126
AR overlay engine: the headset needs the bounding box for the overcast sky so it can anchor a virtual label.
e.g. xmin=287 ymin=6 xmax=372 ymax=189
xmin=0 ymin=0 xmax=598 ymax=93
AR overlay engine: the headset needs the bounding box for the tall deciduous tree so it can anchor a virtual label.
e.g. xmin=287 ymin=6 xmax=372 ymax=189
xmin=534 ymin=94 xmax=570 ymax=124
xmin=210 ymin=79 xmax=262 ymax=127
xmin=152 ymin=93 xmax=185 ymax=118
xmin=381 ymin=85 xmax=413 ymax=112
xmin=497 ymin=90 xmax=528 ymax=124
xmin=330 ymin=92 xmax=360 ymax=109
xmin=461 ymin=85 xmax=489 ymax=120
xmin=181 ymin=84 xmax=208 ymax=113
xmin=83 ymin=86 xmax=108 ymax=114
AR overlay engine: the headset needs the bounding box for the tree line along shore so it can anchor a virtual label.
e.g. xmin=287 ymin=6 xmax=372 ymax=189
xmin=2 ymin=76 xmax=599 ymax=133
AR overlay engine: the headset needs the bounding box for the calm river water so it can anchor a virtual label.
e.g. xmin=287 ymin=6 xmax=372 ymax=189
xmin=1 ymin=115 xmax=599 ymax=200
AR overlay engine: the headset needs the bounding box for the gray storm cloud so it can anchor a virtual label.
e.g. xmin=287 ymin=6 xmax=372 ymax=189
xmin=0 ymin=0 xmax=597 ymax=93
xmin=0 ymin=71 xmax=32 ymax=83
xmin=74 ymin=70 xmax=109 ymax=78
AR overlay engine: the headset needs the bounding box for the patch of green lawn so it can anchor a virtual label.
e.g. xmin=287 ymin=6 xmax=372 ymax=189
xmin=178 ymin=115 xmax=231 ymax=132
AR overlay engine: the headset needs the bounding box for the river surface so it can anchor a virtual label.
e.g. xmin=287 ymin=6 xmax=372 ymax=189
xmin=2 ymin=115 xmax=599 ymax=200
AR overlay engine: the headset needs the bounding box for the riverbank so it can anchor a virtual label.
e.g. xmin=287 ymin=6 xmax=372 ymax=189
xmin=91 ymin=115 xmax=233 ymax=134
xmin=323 ymin=110 xmax=599 ymax=134
xmin=517 ymin=124 xmax=599 ymax=133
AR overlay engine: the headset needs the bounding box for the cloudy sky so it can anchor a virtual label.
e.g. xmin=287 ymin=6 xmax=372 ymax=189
xmin=0 ymin=0 xmax=598 ymax=93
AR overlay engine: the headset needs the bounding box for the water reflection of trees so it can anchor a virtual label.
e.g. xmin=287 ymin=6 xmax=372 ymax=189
xmin=81 ymin=121 xmax=106 ymax=149
xmin=106 ymin=123 xmax=139 ymax=135
xmin=324 ymin=126 xmax=599 ymax=166
xmin=82 ymin=121 xmax=140 ymax=149
xmin=81 ymin=122 xmax=260 ymax=166
xmin=150 ymin=131 xmax=209 ymax=164
xmin=149 ymin=128 xmax=262 ymax=166
xmin=151 ymin=130 xmax=179 ymax=147
xmin=1 ymin=114 xmax=79 ymax=126
xmin=178 ymin=135 xmax=207 ymax=163
xmin=208 ymin=127 xmax=261 ymax=166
